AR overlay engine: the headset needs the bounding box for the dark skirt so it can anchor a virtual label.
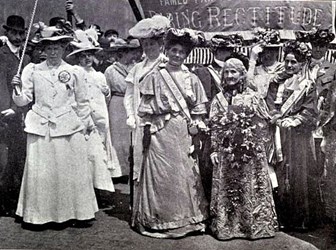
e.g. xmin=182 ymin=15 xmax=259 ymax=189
xmin=274 ymin=127 xmax=324 ymax=229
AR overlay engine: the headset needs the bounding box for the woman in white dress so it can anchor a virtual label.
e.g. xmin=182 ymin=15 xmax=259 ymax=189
xmin=67 ymin=29 xmax=118 ymax=193
xmin=105 ymin=38 xmax=141 ymax=179
xmin=12 ymin=27 xmax=98 ymax=227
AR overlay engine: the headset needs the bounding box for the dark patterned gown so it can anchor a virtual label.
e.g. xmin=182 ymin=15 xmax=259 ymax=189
xmin=209 ymin=89 xmax=278 ymax=240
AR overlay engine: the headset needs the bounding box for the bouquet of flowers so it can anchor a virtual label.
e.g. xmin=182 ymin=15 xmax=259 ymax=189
xmin=210 ymin=105 xmax=268 ymax=168
xmin=210 ymin=105 xmax=270 ymax=214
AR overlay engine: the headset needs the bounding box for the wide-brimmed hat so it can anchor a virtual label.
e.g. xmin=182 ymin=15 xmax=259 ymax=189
xmin=3 ymin=15 xmax=26 ymax=31
xmin=67 ymin=29 xmax=102 ymax=58
xmin=296 ymin=28 xmax=335 ymax=45
xmin=104 ymin=37 xmax=141 ymax=51
xmin=210 ymin=34 xmax=243 ymax=50
xmin=252 ymin=28 xmax=282 ymax=47
xmin=31 ymin=22 xmax=73 ymax=44
xmin=129 ymin=14 xmax=170 ymax=39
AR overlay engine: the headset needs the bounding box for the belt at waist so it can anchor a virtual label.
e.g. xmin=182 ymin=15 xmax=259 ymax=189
xmin=111 ymin=92 xmax=125 ymax=97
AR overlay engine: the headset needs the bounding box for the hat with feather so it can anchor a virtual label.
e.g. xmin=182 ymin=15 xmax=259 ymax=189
xmin=129 ymin=14 xmax=171 ymax=39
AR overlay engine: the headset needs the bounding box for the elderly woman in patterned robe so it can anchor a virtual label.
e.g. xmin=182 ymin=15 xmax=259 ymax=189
xmin=209 ymin=58 xmax=278 ymax=240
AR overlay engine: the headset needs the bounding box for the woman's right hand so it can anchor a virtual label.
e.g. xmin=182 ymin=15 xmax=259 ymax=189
xmin=126 ymin=115 xmax=136 ymax=130
xmin=11 ymin=74 xmax=22 ymax=87
xmin=250 ymin=44 xmax=263 ymax=61
xmin=210 ymin=152 xmax=219 ymax=166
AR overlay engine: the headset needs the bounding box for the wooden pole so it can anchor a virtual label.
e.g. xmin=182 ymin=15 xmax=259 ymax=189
xmin=128 ymin=0 xmax=143 ymax=22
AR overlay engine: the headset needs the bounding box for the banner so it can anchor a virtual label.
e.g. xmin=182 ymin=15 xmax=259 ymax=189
xmin=138 ymin=0 xmax=333 ymax=32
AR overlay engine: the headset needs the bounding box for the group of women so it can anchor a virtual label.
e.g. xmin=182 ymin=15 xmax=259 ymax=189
xmin=8 ymin=14 xmax=335 ymax=240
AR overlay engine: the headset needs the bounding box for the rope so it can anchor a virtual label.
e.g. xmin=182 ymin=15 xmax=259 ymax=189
xmin=17 ymin=0 xmax=39 ymax=75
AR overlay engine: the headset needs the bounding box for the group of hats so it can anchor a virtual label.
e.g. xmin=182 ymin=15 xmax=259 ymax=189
xmin=295 ymin=27 xmax=335 ymax=45
xmin=4 ymin=14 xmax=335 ymax=58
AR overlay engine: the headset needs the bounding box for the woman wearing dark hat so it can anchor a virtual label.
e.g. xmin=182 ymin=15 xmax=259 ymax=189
xmin=124 ymin=14 xmax=170 ymax=199
xmin=67 ymin=29 xmax=118 ymax=193
xmin=105 ymin=38 xmax=141 ymax=180
xmin=11 ymin=26 xmax=98 ymax=226
xmin=131 ymin=28 xmax=209 ymax=238
xmin=266 ymin=40 xmax=322 ymax=230
xmin=209 ymin=57 xmax=278 ymax=240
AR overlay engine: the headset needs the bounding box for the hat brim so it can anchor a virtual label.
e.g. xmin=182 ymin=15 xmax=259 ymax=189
xmin=263 ymin=43 xmax=283 ymax=48
xmin=213 ymin=44 xmax=239 ymax=48
xmin=39 ymin=35 xmax=74 ymax=44
xmin=3 ymin=24 xmax=26 ymax=32
xmin=66 ymin=47 xmax=102 ymax=58
xmin=104 ymin=44 xmax=140 ymax=51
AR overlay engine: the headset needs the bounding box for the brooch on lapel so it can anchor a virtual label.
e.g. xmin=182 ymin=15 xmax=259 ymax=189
xmin=58 ymin=70 xmax=71 ymax=90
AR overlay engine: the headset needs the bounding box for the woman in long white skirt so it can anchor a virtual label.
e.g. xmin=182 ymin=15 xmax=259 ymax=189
xmin=12 ymin=27 xmax=98 ymax=226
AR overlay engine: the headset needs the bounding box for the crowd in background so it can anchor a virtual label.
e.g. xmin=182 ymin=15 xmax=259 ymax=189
xmin=1 ymin=0 xmax=336 ymax=241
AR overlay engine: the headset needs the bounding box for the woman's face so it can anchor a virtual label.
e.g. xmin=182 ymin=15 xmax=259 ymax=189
xmin=44 ymin=43 xmax=65 ymax=65
xmin=166 ymin=44 xmax=188 ymax=67
xmin=223 ymin=67 xmax=242 ymax=87
xmin=140 ymin=38 xmax=161 ymax=60
xmin=284 ymin=53 xmax=304 ymax=75
xmin=78 ymin=51 xmax=95 ymax=68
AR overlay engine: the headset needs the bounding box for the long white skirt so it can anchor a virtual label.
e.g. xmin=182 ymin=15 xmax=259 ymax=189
xmin=16 ymin=132 xmax=98 ymax=224
xmin=87 ymin=130 xmax=115 ymax=192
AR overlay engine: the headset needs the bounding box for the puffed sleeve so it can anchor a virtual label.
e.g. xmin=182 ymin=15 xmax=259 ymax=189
xmin=72 ymin=66 xmax=94 ymax=130
xmin=12 ymin=63 xmax=35 ymax=107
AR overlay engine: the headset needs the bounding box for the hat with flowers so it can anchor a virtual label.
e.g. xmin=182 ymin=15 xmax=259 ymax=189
xmin=252 ymin=28 xmax=281 ymax=47
xmin=209 ymin=33 xmax=243 ymax=50
xmin=296 ymin=28 xmax=335 ymax=45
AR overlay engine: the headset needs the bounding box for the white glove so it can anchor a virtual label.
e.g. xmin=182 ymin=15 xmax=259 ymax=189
xmin=250 ymin=44 xmax=263 ymax=61
xmin=210 ymin=152 xmax=219 ymax=167
xmin=0 ymin=36 xmax=8 ymax=46
xmin=279 ymin=117 xmax=301 ymax=128
xmin=1 ymin=109 xmax=15 ymax=118
xmin=126 ymin=115 xmax=136 ymax=130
